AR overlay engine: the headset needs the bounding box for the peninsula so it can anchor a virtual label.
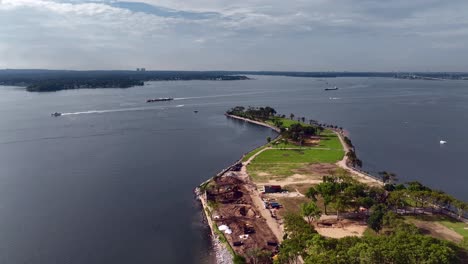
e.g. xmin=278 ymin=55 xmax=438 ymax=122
xmin=0 ymin=70 xmax=249 ymax=92
xmin=196 ymin=106 xmax=468 ymax=264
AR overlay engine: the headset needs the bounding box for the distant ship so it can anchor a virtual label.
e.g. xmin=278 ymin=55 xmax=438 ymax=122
xmin=51 ymin=112 xmax=62 ymax=117
xmin=146 ymin=98 xmax=174 ymax=103
xmin=325 ymin=86 xmax=339 ymax=91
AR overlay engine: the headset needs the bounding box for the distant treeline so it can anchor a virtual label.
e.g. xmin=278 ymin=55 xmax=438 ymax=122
xmin=0 ymin=70 xmax=249 ymax=92
xmin=1 ymin=69 xmax=467 ymax=92
xmin=230 ymin=71 xmax=468 ymax=79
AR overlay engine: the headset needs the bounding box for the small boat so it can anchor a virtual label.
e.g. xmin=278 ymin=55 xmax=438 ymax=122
xmin=440 ymin=140 xmax=447 ymax=145
xmin=194 ymin=110 xmax=199 ymax=113
xmin=146 ymin=98 xmax=174 ymax=103
xmin=325 ymin=86 xmax=339 ymax=91
xmin=51 ymin=112 xmax=62 ymax=117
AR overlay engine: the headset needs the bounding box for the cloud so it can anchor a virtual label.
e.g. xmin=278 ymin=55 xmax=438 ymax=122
xmin=1 ymin=0 xmax=468 ymax=71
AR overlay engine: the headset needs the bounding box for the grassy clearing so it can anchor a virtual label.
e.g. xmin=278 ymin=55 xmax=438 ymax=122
xmin=248 ymin=163 xmax=305 ymax=180
xmin=265 ymin=117 xmax=308 ymax=128
xmin=316 ymin=132 xmax=343 ymax=150
xmin=242 ymin=145 xmax=268 ymax=162
xmin=283 ymin=183 xmax=318 ymax=195
xmin=252 ymin=149 xmax=344 ymax=163
xmin=406 ymin=215 xmax=468 ymax=240
xmin=248 ymin=148 xmax=344 ymax=181
xmin=271 ymin=140 xmax=309 ymax=149
xmin=276 ymin=197 xmax=311 ymax=216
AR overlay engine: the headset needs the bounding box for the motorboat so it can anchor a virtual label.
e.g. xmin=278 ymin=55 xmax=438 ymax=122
xmin=51 ymin=112 xmax=62 ymax=117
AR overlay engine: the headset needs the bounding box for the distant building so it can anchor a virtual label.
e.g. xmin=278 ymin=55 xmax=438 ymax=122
xmin=136 ymin=68 xmax=146 ymax=72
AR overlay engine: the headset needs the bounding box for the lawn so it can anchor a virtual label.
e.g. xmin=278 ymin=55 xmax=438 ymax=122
xmin=265 ymin=117 xmax=310 ymax=128
xmin=242 ymin=145 xmax=268 ymax=162
xmin=252 ymin=149 xmax=344 ymax=163
xmin=316 ymin=132 xmax=343 ymax=149
xmin=277 ymin=197 xmax=311 ymax=216
xmin=247 ymin=148 xmax=344 ymax=181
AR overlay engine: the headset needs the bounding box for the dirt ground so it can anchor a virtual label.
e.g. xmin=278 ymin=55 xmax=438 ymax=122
xmin=410 ymin=219 xmax=463 ymax=243
xmin=314 ymin=217 xmax=367 ymax=238
xmin=207 ymin=176 xmax=278 ymax=261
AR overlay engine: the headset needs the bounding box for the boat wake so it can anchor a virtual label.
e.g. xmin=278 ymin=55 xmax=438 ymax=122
xmin=60 ymin=105 xmax=170 ymax=116
xmin=174 ymin=91 xmax=269 ymax=100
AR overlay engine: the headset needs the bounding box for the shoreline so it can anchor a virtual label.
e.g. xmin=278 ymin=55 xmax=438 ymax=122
xmin=226 ymin=114 xmax=383 ymax=185
xmin=195 ymin=113 xmax=383 ymax=263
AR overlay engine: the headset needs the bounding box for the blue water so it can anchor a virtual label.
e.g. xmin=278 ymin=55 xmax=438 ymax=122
xmin=0 ymin=76 xmax=466 ymax=263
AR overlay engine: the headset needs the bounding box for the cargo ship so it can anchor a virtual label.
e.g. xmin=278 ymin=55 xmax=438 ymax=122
xmin=146 ymin=98 xmax=174 ymax=103
xmin=324 ymin=86 xmax=339 ymax=91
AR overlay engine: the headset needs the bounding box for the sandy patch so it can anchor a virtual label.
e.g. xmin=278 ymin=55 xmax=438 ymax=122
xmin=314 ymin=216 xmax=367 ymax=238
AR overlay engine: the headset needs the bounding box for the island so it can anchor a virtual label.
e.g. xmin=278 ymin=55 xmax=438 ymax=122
xmin=196 ymin=106 xmax=468 ymax=264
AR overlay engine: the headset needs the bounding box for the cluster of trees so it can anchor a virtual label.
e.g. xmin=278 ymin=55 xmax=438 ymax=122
xmin=277 ymin=211 xmax=461 ymax=264
xmin=275 ymin=171 xmax=467 ymax=263
xmin=385 ymin=181 xmax=467 ymax=219
xmin=346 ymin=150 xmax=363 ymax=168
xmin=226 ymin=106 xmax=277 ymax=121
xmin=26 ymin=79 xmax=145 ymax=91
xmin=305 ymin=172 xmax=384 ymax=218
xmin=281 ymin=123 xmax=317 ymax=144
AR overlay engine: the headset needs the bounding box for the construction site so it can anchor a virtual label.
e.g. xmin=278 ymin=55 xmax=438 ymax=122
xmin=204 ymin=174 xmax=279 ymax=262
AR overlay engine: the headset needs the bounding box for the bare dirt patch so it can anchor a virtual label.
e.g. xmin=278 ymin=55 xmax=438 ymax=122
xmin=410 ymin=219 xmax=463 ymax=243
xmin=314 ymin=217 xmax=367 ymax=238
xmin=293 ymin=163 xmax=338 ymax=176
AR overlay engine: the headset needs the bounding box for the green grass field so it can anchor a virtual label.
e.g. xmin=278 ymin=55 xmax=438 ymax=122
xmin=252 ymin=149 xmax=344 ymax=163
xmin=316 ymin=131 xmax=343 ymax=149
xmin=265 ymin=117 xmax=309 ymax=128
xmin=247 ymin=148 xmax=344 ymax=181
xmin=242 ymin=145 xmax=268 ymax=161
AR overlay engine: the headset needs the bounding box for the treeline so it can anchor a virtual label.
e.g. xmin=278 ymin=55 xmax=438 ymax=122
xmin=277 ymin=212 xmax=461 ymax=264
xmin=26 ymin=79 xmax=145 ymax=91
xmin=226 ymin=106 xmax=277 ymax=120
xmin=386 ymin=181 xmax=467 ymax=219
xmin=0 ymin=70 xmax=249 ymax=92
xmin=276 ymin=173 xmax=467 ymax=264
xmin=227 ymin=106 xmax=320 ymax=144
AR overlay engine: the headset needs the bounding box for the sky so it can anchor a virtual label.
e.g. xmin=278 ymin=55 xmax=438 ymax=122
xmin=1 ymin=0 xmax=468 ymax=71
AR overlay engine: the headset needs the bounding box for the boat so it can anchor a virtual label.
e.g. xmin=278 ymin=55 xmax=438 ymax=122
xmin=325 ymin=86 xmax=339 ymax=91
xmin=146 ymin=98 xmax=174 ymax=103
xmin=440 ymin=140 xmax=447 ymax=145
xmin=194 ymin=110 xmax=199 ymax=113
xmin=51 ymin=112 xmax=62 ymax=117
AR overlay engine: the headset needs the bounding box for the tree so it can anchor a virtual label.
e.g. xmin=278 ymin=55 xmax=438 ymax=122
xmin=333 ymin=195 xmax=348 ymax=219
xmin=367 ymin=204 xmax=387 ymax=233
xmin=301 ymin=202 xmax=322 ymax=224
xmin=387 ymin=190 xmax=407 ymax=213
xmin=453 ymin=200 xmax=467 ymax=219
xmin=301 ymin=117 xmax=306 ymax=123
xmin=290 ymin=113 xmax=295 ymax=120
xmin=379 ymin=171 xmax=398 ymax=184
xmin=315 ymin=180 xmax=340 ymax=215
xmin=306 ymin=186 xmax=318 ymax=201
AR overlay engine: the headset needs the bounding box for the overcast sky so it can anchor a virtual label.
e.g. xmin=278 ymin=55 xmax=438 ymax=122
xmin=1 ymin=0 xmax=468 ymax=71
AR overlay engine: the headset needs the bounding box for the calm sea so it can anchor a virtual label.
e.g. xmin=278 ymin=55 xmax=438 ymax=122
xmin=0 ymin=76 xmax=466 ymax=263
